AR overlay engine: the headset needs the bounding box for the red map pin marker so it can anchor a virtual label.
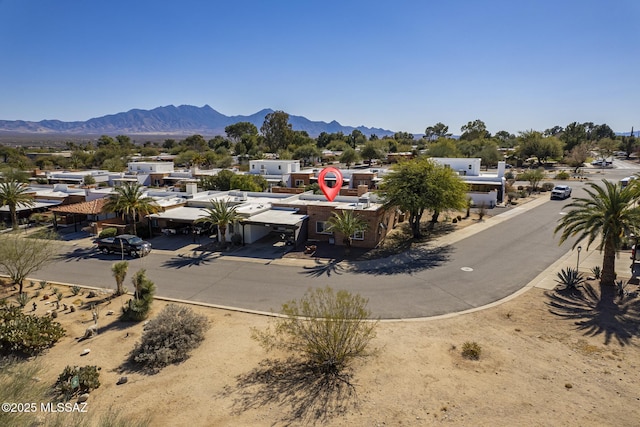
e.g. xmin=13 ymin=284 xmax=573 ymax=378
xmin=318 ymin=167 xmax=343 ymax=202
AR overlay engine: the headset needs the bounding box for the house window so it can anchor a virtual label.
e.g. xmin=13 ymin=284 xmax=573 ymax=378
xmin=252 ymin=165 xmax=255 ymax=169
xmin=278 ymin=165 xmax=281 ymax=170
xmin=316 ymin=221 xmax=330 ymax=234
xmin=352 ymin=230 xmax=365 ymax=240
xmin=468 ymin=164 xmax=472 ymax=169
xmin=295 ymin=179 xmax=305 ymax=187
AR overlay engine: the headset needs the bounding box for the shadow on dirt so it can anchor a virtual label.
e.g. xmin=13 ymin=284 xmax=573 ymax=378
xmin=545 ymin=282 xmax=640 ymax=346
xmin=221 ymin=357 xmax=357 ymax=425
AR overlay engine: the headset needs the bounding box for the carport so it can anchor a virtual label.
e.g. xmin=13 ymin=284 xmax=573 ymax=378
xmin=237 ymin=209 xmax=308 ymax=247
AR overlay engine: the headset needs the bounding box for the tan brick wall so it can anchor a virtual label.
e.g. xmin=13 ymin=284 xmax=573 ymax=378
xmin=271 ymin=187 xmax=305 ymax=194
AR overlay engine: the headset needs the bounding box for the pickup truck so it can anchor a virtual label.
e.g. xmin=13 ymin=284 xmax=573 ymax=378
xmin=550 ymin=185 xmax=572 ymax=200
xmin=95 ymin=234 xmax=152 ymax=257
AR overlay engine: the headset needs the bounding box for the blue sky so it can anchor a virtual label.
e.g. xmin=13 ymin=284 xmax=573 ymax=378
xmin=1 ymin=0 xmax=638 ymax=135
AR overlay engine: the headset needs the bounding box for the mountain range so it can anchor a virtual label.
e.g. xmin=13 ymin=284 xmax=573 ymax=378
xmin=0 ymin=105 xmax=394 ymax=138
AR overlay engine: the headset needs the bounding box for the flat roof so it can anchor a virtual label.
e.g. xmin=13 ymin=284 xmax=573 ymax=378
xmin=0 ymin=200 xmax=62 ymax=212
xmin=240 ymin=209 xmax=307 ymax=227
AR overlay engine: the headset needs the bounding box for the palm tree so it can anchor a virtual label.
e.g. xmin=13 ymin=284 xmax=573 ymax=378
xmin=195 ymin=199 xmax=243 ymax=246
xmin=111 ymin=261 xmax=129 ymax=296
xmin=102 ymin=183 xmax=160 ymax=235
xmin=326 ymin=209 xmax=368 ymax=255
xmin=0 ymin=180 xmax=35 ymax=230
xmin=555 ymin=180 xmax=640 ymax=292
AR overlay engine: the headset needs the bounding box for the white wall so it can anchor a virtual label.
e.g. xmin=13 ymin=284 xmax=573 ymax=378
xmin=432 ymin=158 xmax=481 ymax=176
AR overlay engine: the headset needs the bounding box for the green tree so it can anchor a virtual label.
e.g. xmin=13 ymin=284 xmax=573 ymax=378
xmin=517 ymin=167 xmax=545 ymax=192
xmin=292 ymin=144 xmax=320 ymax=166
xmin=83 ymin=174 xmax=96 ymax=186
xmin=381 ymin=157 xmax=468 ymax=238
xmin=595 ymin=137 xmax=619 ymax=164
xmin=326 ymin=210 xmax=368 ymax=255
xmin=0 ymin=231 xmax=58 ymax=294
xmin=555 ymin=180 xmax=640 ymax=291
xmin=261 ymin=110 xmax=293 ymax=152
xmin=339 ymin=147 xmax=359 ymax=168
xmin=195 ymin=199 xmax=243 ymax=245
xmin=0 ymin=180 xmax=35 ymax=230
xmin=111 ymin=261 xmax=129 ymax=296
xmin=559 ymin=122 xmax=587 ymax=152
xmin=183 ymin=134 xmax=208 ymax=152
xmin=225 ymin=122 xmax=258 ymax=141
xmin=102 ymin=182 xmax=161 ymax=235
xmin=424 ymin=122 xmax=451 ymax=141
xmin=216 ymin=169 xmax=236 ymax=190
xmin=460 ymin=119 xmax=490 ymax=140
xmin=230 ymin=174 xmax=268 ymax=192
xmin=349 ymin=129 xmax=367 ymax=148
xmin=427 ymin=138 xmax=461 ymax=157
xmin=360 ymin=142 xmax=384 ymax=165
xmin=253 ymin=286 xmax=378 ymax=375
xmin=517 ymin=131 xmax=562 ymax=165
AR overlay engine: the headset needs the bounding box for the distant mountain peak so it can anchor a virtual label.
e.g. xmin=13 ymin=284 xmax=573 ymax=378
xmin=0 ymin=105 xmax=394 ymax=138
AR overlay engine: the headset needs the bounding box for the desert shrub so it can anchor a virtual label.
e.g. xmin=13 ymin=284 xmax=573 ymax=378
xmin=15 ymin=292 xmax=29 ymax=308
xmin=121 ymin=269 xmax=155 ymax=321
xmin=0 ymin=359 xmax=49 ymax=427
xmin=504 ymin=171 xmax=515 ymax=180
xmin=591 ymin=265 xmax=602 ymax=279
xmin=70 ymin=285 xmax=81 ymax=296
xmin=54 ymin=365 xmax=101 ymax=401
xmin=555 ymin=171 xmax=570 ymax=180
xmin=231 ymin=232 xmax=242 ymax=246
xmin=555 ymin=267 xmax=586 ymax=290
xmin=461 ymin=341 xmax=482 ymax=360
xmin=130 ymin=304 xmax=209 ymax=372
xmin=477 ymin=203 xmax=487 ymax=220
xmin=98 ymin=227 xmax=118 ymax=238
xmin=38 ymin=280 xmax=47 ymax=289
xmin=253 ymin=286 xmax=378 ymax=375
xmin=0 ymin=306 xmax=65 ymax=356
xmin=541 ymin=182 xmax=554 ymax=191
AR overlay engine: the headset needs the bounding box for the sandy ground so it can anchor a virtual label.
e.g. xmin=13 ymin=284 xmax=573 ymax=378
xmin=3 ymin=276 xmax=638 ymax=426
xmin=3 ymin=196 xmax=640 ymax=426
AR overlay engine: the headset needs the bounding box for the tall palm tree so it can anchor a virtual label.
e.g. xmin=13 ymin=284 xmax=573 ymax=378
xmin=102 ymin=183 xmax=160 ymax=235
xmin=555 ymin=180 xmax=640 ymax=291
xmin=0 ymin=180 xmax=35 ymax=230
xmin=111 ymin=261 xmax=129 ymax=296
xmin=326 ymin=209 xmax=368 ymax=255
xmin=195 ymin=199 xmax=243 ymax=246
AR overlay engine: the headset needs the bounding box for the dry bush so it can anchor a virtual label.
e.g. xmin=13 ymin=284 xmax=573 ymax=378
xmin=130 ymin=304 xmax=209 ymax=372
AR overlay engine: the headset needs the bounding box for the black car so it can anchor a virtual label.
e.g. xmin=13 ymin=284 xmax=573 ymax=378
xmin=95 ymin=234 xmax=152 ymax=257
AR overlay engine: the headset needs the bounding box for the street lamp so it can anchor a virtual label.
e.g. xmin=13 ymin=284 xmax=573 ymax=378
xmin=576 ymin=245 xmax=582 ymax=271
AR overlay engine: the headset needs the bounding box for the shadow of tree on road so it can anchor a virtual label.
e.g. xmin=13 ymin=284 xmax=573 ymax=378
xmin=57 ymin=247 xmax=101 ymax=262
xmin=546 ymin=282 xmax=640 ymax=346
xmin=161 ymin=251 xmax=217 ymax=269
xmin=350 ymin=245 xmax=453 ymax=276
xmin=300 ymin=258 xmax=347 ymax=278
xmin=221 ymin=357 xmax=357 ymax=425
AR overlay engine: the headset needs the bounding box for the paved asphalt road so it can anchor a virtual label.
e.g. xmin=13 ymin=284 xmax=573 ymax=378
xmin=36 ymin=161 xmax=640 ymax=319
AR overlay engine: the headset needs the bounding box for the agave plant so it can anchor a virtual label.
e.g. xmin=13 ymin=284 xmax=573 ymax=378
xmin=591 ymin=265 xmax=602 ymax=280
xmin=555 ymin=267 xmax=586 ymax=290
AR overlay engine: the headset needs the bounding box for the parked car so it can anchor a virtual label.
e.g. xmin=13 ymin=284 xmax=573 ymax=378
xmin=591 ymin=159 xmax=612 ymax=166
xmin=550 ymin=185 xmax=572 ymax=200
xmin=95 ymin=234 xmax=152 ymax=257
